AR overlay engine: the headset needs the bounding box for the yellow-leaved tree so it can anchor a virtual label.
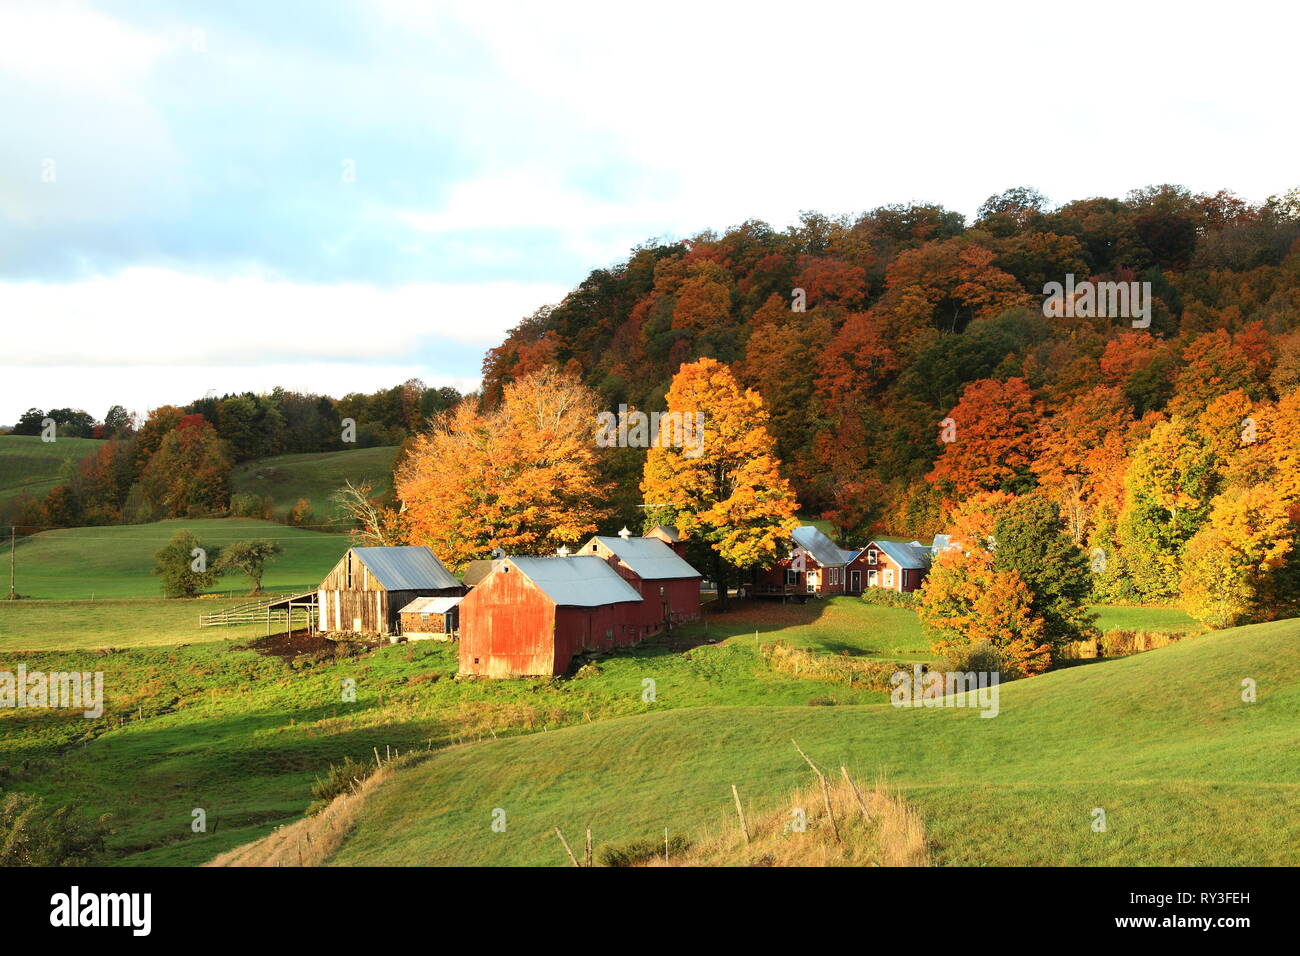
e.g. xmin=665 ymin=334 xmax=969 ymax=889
xmin=640 ymin=358 xmax=799 ymax=608
xmin=395 ymin=368 xmax=612 ymax=570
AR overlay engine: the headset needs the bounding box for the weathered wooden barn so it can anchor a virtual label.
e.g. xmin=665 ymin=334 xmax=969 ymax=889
xmin=458 ymin=555 xmax=643 ymax=677
xmin=398 ymin=595 xmax=464 ymax=639
xmin=580 ymin=530 xmax=701 ymax=636
xmin=317 ymin=546 xmax=463 ymax=637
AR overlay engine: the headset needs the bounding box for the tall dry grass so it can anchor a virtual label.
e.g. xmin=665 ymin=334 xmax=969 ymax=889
xmin=206 ymin=756 xmax=414 ymax=867
xmin=639 ymin=773 xmax=930 ymax=867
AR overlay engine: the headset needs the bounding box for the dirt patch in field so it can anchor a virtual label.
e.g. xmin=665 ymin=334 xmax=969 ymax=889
xmin=239 ymin=628 xmax=340 ymax=662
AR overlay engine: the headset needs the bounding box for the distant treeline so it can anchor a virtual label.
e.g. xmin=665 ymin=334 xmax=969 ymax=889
xmin=2 ymin=380 xmax=462 ymax=533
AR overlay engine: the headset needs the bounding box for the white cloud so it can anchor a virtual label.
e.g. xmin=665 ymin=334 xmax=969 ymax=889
xmin=4 ymin=268 xmax=569 ymax=367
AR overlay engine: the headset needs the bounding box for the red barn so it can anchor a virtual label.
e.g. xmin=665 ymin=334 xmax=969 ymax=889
xmin=643 ymin=524 xmax=687 ymax=557
xmin=580 ymin=531 xmax=701 ymax=635
xmin=458 ymin=555 xmax=643 ymax=678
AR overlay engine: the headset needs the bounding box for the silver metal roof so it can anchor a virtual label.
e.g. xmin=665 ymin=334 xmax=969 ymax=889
xmin=504 ymin=555 xmax=643 ymax=607
xmin=399 ymin=595 xmax=464 ymax=614
xmin=583 ymin=536 xmax=701 ymax=580
xmin=868 ymin=539 xmax=933 ymax=570
xmin=791 ymin=525 xmax=849 ymax=568
xmin=351 ymin=546 xmax=461 ymax=591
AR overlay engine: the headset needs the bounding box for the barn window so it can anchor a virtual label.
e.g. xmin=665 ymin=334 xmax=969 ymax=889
xmin=592 ymin=544 xmax=598 ymax=552
xmin=346 ymin=553 xmax=353 ymax=588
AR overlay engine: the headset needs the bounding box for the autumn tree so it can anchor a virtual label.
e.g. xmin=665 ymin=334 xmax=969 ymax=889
xmin=1116 ymin=417 xmax=1218 ymax=601
xmin=641 ymin=357 xmax=799 ymax=608
xmin=1181 ymin=484 xmax=1297 ymax=627
xmin=396 ymin=368 xmax=612 ymax=570
xmin=927 ymin=377 xmax=1042 ymax=500
xmin=140 ymin=415 xmax=233 ymax=517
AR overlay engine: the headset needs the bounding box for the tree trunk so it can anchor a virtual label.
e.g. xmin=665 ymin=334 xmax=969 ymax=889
xmin=713 ymin=552 xmax=729 ymax=611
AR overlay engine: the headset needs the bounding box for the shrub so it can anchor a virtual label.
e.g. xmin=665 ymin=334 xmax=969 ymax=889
xmin=937 ymin=639 xmax=1009 ymax=679
xmin=860 ymin=589 xmax=921 ymax=609
xmin=229 ymin=493 xmax=272 ymax=519
xmin=0 ymin=792 xmax=106 ymax=866
xmin=598 ymin=835 xmax=692 ymax=867
xmin=307 ymin=757 xmax=376 ymax=815
xmin=287 ymin=497 xmax=315 ymax=527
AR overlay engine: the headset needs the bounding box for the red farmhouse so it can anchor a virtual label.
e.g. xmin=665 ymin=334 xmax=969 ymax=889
xmin=580 ymin=530 xmax=702 ymax=636
xmin=751 ymin=525 xmax=862 ymax=598
xmin=458 ymin=555 xmax=643 ymax=677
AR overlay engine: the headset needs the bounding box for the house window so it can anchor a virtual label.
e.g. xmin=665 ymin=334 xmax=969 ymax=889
xmin=828 ymin=567 xmax=840 ymax=586
xmin=868 ymin=570 xmax=878 ymax=587
xmin=884 ymin=569 xmax=894 ymax=588
xmin=785 ymin=569 xmax=799 ymax=586
xmin=868 ymin=549 xmax=877 ymax=565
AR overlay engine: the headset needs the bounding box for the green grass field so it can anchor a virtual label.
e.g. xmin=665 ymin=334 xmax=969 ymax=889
xmin=0 ymin=598 xmax=284 ymax=651
xmin=321 ymin=617 xmax=1298 ymax=867
xmin=0 ymin=435 xmax=104 ymax=506
xmin=1 ymin=587 xmax=1290 ymax=867
xmin=5 ymin=519 xmax=346 ymax=600
xmin=230 ymin=446 xmax=397 ymax=526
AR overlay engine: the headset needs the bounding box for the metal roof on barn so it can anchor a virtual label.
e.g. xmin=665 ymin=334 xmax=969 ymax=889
xmin=461 ymin=559 xmax=502 ymax=587
xmin=791 ymin=525 xmax=850 ymax=568
xmin=647 ymin=524 xmax=681 ymax=541
xmin=504 ymin=555 xmax=643 ymax=607
xmin=585 ymin=536 xmax=700 ymax=580
xmin=351 ymin=546 xmax=460 ymax=591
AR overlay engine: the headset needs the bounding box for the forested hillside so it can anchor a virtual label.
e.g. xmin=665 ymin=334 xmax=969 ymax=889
xmin=479 ymin=186 xmax=1300 ymax=613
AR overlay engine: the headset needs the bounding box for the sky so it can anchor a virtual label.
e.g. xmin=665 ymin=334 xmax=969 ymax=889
xmin=2 ymin=0 xmax=1297 ymax=424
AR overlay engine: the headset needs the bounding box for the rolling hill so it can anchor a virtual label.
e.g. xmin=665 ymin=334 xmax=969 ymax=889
xmin=217 ymin=617 xmax=1300 ymax=867
xmin=4 ymin=518 xmax=347 ymax=600
xmin=229 ymin=446 xmax=398 ymax=526
xmin=0 ymin=435 xmax=104 ymax=507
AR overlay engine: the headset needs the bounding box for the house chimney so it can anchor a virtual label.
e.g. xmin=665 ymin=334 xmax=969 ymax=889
xmin=618 ymin=526 xmax=632 ymax=539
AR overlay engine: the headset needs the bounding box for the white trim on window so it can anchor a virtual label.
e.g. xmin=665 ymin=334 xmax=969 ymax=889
xmin=884 ymin=568 xmax=894 ymax=588
xmin=867 ymin=549 xmax=878 ymax=565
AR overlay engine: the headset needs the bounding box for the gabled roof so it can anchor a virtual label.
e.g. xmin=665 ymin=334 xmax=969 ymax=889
xmin=791 ymin=525 xmax=849 ymax=568
xmin=461 ymin=559 xmax=501 ymax=587
xmin=400 ymin=596 xmax=464 ymax=614
xmin=867 ymin=539 xmax=932 ymax=570
xmin=351 ymin=546 xmax=460 ymax=591
xmin=503 ymin=555 xmax=643 ymax=607
xmin=647 ymin=524 xmax=680 ymax=542
xmin=931 ymin=533 xmax=958 ymax=553
xmin=584 ymin=536 xmax=700 ymax=580
xmin=838 ymin=547 xmax=862 ymax=564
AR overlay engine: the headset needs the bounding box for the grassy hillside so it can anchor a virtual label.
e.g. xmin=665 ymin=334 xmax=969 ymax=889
xmin=1 ymin=598 xmax=912 ymax=866
xmin=230 ymin=446 xmax=397 ymax=526
xmin=5 ymin=518 xmax=346 ymax=600
xmin=0 ymin=435 xmax=103 ymax=506
xmin=276 ymin=618 xmax=1297 ymax=867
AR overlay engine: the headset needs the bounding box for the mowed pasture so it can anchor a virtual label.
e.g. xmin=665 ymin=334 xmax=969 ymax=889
xmin=0 ymin=435 xmax=104 ymax=507
xmin=309 ymin=618 xmax=1300 ymax=867
xmin=4 ymin=519 xmax=345 ymax=600
xmin=1 ymin=600 xmax=910 ymax=866
xmin=229 ymin=446 xmax=398 ymax=526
